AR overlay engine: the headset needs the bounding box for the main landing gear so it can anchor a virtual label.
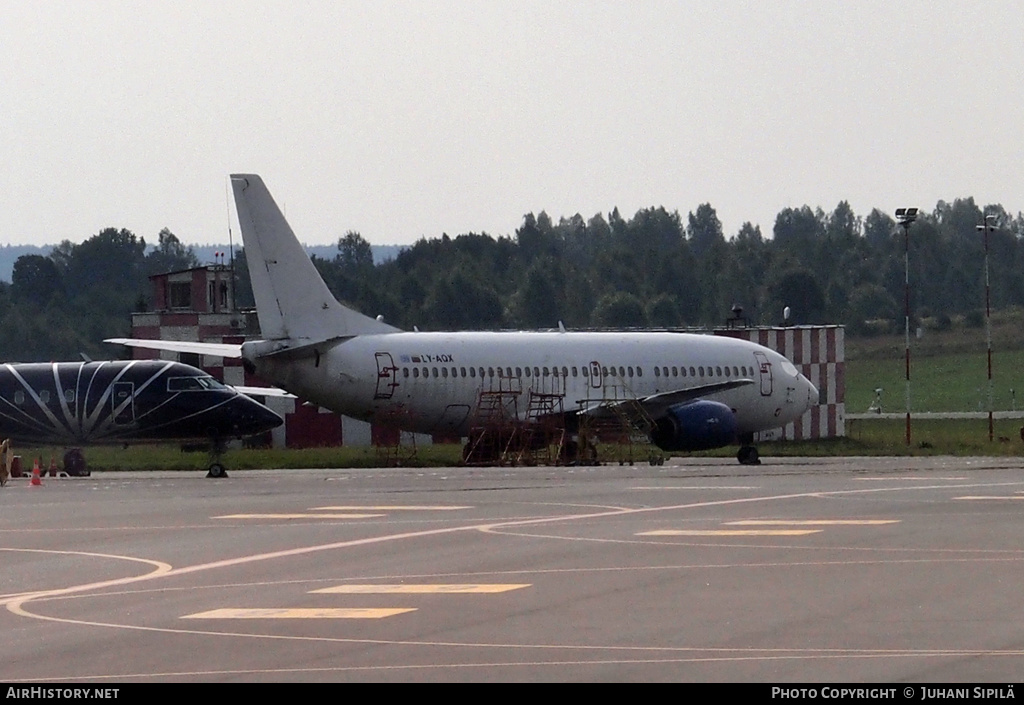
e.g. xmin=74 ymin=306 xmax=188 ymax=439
xmin=737 ymin=446 xmax=760 ymax=465
xmin=736 ymin=434 xmax=761 ymax=465
xmin=63 ymin=448 xmax=90 ymax=476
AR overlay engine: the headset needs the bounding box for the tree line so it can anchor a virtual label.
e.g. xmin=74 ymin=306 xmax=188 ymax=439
xmin=2 ymin=197 xmax=1022 ymax=362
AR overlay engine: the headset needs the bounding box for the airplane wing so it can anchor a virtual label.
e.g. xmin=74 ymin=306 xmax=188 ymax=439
xmin=576 ymin=378 xmax=756 ymax=419
xmin=231 ymin=385 xmax=296 ymax=399
xmin=104 ymin=338 xmax=243 ymax=358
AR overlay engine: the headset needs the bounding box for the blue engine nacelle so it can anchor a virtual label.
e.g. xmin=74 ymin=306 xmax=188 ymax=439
xmin=649 ymin=400 xmax=738 ymax=452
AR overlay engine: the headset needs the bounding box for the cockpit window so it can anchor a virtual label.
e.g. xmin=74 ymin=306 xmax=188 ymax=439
xmin=780 ymin=359 xmax=799 ymax=377
xmin=168 ymin=376 xmax=227 ymax=392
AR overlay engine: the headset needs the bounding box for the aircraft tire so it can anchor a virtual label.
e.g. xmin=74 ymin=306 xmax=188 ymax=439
xmin=206 ymin=463 xmax=228 ymax=479
xmin=64 ymin=448 xmax=89 ymax=477
xmin=737 ymin=446 xmax=761 ymax=465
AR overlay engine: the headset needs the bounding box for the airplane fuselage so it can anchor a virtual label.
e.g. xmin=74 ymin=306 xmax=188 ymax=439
xmin=0 ymin=360 xmax=282 ymax=446
xmin=245 ymin=331 xmax=818 ymax=439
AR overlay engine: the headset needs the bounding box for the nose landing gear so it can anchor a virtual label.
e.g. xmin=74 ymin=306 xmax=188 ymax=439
xmin=206 ymin=438 xmax=229 ymax=478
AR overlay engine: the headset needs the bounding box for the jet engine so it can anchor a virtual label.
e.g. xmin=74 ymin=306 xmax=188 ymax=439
xmin=649 ymin=400 xmax=738 ymax=451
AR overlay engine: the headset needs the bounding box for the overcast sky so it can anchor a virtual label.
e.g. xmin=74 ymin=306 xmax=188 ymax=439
xmin=2 ymin=1 xmax=1022 ymax=248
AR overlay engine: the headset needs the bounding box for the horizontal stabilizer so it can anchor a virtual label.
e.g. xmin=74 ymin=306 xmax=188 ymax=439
xmin=253 ymin=336 xmax=354 ymax=361
xmin=232 ymin=385 xmax=295 ymax=399
xmin=105 ymin=338 xmax=243 ymax=358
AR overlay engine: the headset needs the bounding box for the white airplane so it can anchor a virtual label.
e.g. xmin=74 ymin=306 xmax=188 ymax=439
xmin=108 ymin=174 xmax=818 ymax=465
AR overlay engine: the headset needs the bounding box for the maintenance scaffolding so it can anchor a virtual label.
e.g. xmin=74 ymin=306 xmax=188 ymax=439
xmin=373 ymin=404 xmax=418 ymax=467
xmin=462 ymin=369 xmax=664 ymax=467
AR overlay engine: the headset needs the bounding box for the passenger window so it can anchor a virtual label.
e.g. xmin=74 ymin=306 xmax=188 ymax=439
xmin=716 ymin=366 xmax=722 ymax=377
xmin=689 ymin=367 xmax=696 ymax=377
xmin=506 ymin=367 xmax=512 ymax=378
xmin=442 ymin=368 xmax=448 ymax=378
xmin=534 ymin=367 xmax=540 ymax=377
xmin=627 ymin=366 xmax=634 ymax=378
xmin=14 ymin=391 xmax=24 ymax=405
xmin=582 ymin=367 xmax=588 ymax=377
xmin=543 ymin=367 xmax=549 ymax=377
xmin=403 ymin=368 xmax=409 ymax=378
xmin=618 ymin=366 xmax=625 ymax=377
xmin=516 ymin=367 xmax=522 ymax=377
xmin=655 ymin=367 xmax=661 ymax=377
xmin=562 ymin=366 xmax=568 ymax=377
xmin=572 ymin=367 xmax=578 ymax=377
xmin=39 ymin=390 xmax=50 ymax=403
xmin=699 ymin=366 xmax=705 ymax=376
xmin=64 ymin=389 xmax=75 ymax=402
xmin=488 ymin=367 xmax=494 ymax=377
xmin=469 ymin=367 xmax=475 ymax=378
xmin=413 ymin=368 xmax=419 ymax=378
xmin=637 ymin=367 xmax=642 ymax=377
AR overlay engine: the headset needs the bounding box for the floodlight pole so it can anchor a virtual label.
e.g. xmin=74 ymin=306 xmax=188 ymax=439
xmin=976 ymin=214 xmax=997 ymax=442
xmin=895 ymin=208 xmax=918 ymax=446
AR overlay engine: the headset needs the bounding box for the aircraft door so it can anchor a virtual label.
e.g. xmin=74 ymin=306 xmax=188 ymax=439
xmin=589 ymin=361 xmax=602 ymax=389
xmin=374 ymin=352 xmax=399 ymax=400
xmin=753 ymin=352 xmax=772 ymax=396
xmin=112 ymin=382 xmax=135 ymax=424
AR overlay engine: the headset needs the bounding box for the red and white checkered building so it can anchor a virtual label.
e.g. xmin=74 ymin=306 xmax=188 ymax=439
xmin=715 ymin=325 xmax=845 ymax=440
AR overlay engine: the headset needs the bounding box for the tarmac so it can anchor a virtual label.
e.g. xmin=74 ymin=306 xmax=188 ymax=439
xmin=2 ymin=455 xmax=1024 ymax=682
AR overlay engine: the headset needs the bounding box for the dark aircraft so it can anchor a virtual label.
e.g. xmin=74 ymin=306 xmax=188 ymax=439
xmin=0 ymin=359 xmax=283 ymax=477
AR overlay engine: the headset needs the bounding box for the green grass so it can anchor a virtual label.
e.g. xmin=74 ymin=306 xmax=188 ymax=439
xmin=15 ymin=415 xmax=1024 ymax=473
xmin=845 ymin=308 xmax=1024 ymax=413
xmin=845 ymin=349 xmax=1024 ymax=413
xmin=13 ymin=443 xmax=464 ymax=473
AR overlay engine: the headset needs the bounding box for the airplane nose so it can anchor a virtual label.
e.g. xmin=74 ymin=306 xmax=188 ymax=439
xmin=235 ymin=396 xmax=284 ymax=436
xmin=805 ymin=377 xmax=820 ymax=407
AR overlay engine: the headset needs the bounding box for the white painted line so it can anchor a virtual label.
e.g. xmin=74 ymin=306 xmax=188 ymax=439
xmin=954 ymin=496 xmax=1024 ymax=501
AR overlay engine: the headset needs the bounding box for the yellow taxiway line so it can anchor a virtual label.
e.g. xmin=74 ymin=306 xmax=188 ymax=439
xmin=182 ymin=608 xmax=415 ymax=619
xmin=310 ymin=583 xmax=530 ymax=594
xmin=638 ymin=529 xmax=822 ymax=536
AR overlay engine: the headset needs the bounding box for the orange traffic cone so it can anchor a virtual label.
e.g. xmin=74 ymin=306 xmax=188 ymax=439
xmin=30 ymin=458 xmax=42 ymax=487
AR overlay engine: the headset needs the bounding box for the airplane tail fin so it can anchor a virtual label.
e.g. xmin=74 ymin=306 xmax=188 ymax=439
xmin=230 ymin=174 xmax=399 ymax=342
